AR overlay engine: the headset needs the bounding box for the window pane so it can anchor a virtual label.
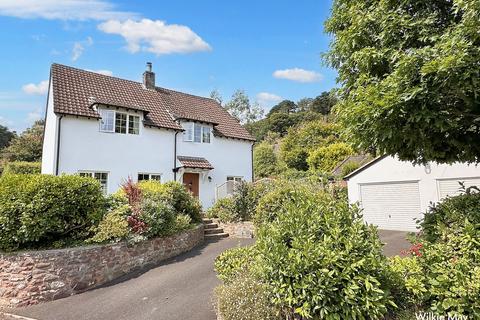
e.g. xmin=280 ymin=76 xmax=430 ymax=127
xmin=150 ymin=174 xmax=161 ymax=181
xmin=194 ymin=123 xmax=201 ymax=142
xmin=183 ymin=123 xmax=193 ymax=141
xmin=227 ymin=177 xmax=234 ymax=181
xmin=79 ymin=172 xmax=92 ymax=177
xmin=115 ymin=113 xmax=127 ymax=134
xmin=138 ymin=174 xmax=148 ymax=181
xmin=202 ymin=126 xmax=211 ymax=143
xmin=99 ymin=110 xmax=114 ymax=132
xmin=93 ymin=172 xmax=108 ymax=193
xmin=128 ymin=115 xmax=140 ymax=135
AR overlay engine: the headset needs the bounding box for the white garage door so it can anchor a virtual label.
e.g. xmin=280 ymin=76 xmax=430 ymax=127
xmin=359 ymin=181 xmax=421 ymax=232
xmin=437 ymin=177 xmax=480 ymax=199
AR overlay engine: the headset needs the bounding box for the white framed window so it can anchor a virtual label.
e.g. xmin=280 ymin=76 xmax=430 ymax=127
xmin=115 ymin=112 xmax=127 ymax=134
xmin=99 ymin=109 xmax=115 ymax=132
xmin=78 ymin=171 xmax=108 ymax=194
xmin=182 ymin=122 xmax=211 ymax=143
xmin=99 ymin=108 xmax=140 ymax=135
xmin=128 ymin=115 xmax=140 ymax=135
xmin=138 ymin=173 xmax=162 ymax=182
xmin=202 ymin=126 xmax=211 ymax=143
xmin=227 ymin=176 xmax=243 ymax=183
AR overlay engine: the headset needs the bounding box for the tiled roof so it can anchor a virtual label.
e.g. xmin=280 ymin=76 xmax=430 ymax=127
xmin=177 ymin=156 xmax=214 ymax=170
xmin=50 ymin=64 xmax=255 ymax=140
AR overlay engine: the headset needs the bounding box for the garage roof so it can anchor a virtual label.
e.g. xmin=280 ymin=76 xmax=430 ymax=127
xmin=343 ymin=155 xmax=387 ymax=180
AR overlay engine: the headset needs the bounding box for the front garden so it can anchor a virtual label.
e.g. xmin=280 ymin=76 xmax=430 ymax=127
xmin=213 ymin=180 xmax=480 ymax=320
xmin=0 ymin=173 xmax=202 ymax=252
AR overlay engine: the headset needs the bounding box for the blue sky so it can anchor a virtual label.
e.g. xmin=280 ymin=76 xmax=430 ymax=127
xmin=0 ymin=0 xmax=336 ymax=132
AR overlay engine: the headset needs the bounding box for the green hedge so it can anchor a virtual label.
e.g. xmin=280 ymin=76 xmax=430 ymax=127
xmin=0 ymin=174 xmax=106 ymax=251
xmin=2 ymin=161 xmax=41 ymax=175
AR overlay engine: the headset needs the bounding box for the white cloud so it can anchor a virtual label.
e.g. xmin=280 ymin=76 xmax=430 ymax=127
xmin=22 ymin=80 xmax=49 ymax=95
xmin=98 ymin=19 xmax=211 ymax=55
xmin=26 ymin=110 xmax=42 ymax=122
xmin=273 ymin=68 xmax=322 ymax=83
xmin=256 ymin=92 xmax=283 ymax=105
xmin=72 ymin=36 xmax=93 ymax=61
xmin=87 ymin=69 xmax=113 ymax=76
xmin=0 ymin=116 xmax=14 ymax=127
xmin=0 ymin=0 xmax=136 ymax=21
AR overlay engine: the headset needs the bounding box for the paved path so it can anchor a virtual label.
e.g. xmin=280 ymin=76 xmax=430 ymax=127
xmin=6 ymin=238 xmax=254 ymax=320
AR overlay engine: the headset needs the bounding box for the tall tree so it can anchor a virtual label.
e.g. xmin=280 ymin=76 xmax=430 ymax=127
xmin=209 ymin=89 xmax=223 ymax=105
xmin=325 ymin=0 xmax=480 ymax=163
xmin=1 ymin=120 xmax=44 ymax=162
xmin=310 ymin=92 xmax=337 ymax=115
xmin=0 ymin=125 xmax=15 ymax=150
xmin=224 ymin=90 xmax=264 ymax=125
xmin=267 ymin=100 xmax=297 ymax=116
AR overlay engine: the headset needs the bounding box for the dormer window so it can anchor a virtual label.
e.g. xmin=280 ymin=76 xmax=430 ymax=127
xmin=99 ymin=108 xmax=140 ymax=135
xmin=182 ymin=122 xmax=211 ymax=143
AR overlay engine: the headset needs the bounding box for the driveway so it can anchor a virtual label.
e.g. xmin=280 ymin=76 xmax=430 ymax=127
xmin=4 ymin=238 xmax=254 ymax=320
xmin=378 ymin=229 xmax=411 ymax=256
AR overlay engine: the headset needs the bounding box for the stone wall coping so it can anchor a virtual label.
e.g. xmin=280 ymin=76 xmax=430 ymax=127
xmin=0 ymin=224 xmax=203 ymax=257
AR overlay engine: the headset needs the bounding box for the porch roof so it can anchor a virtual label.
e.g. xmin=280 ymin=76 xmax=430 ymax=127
xmin=177 ymin=156 xmax=214 ymax=170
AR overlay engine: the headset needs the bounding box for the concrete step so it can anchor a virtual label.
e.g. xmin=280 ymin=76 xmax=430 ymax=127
xmin=204 ymin=223 xmax=218 ymax=229
xmin=204 ymin=233 xmax=229 ymax=240
xmin=205 ymin=227 xmax=225 ymax=235
xmin=202 ymin=218 xmax=213 ymax=224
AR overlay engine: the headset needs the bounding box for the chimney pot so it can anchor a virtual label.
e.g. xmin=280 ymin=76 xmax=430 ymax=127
xmin=143 ymin=62 xmax=155 ymax=90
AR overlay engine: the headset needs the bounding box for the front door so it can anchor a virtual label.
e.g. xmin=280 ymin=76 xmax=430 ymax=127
xmin=183 ymin=173 xmax=199 ymax=197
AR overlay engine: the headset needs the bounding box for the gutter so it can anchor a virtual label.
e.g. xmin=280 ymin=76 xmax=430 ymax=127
xmin=55 ymin=115 xmax=64 ymax=175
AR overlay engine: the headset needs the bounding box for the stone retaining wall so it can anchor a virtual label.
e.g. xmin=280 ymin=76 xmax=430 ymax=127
xmin=217 ymin=221 xmax=254 ymax=238
xmin=0 ymin=225 xmax=204 ymax=308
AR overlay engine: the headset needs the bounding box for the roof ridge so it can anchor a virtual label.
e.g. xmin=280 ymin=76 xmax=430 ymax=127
xmin=161 ymin=87 xmax=219 ymax=104
xmin=52 ymin=63 xmax=144 ymax=86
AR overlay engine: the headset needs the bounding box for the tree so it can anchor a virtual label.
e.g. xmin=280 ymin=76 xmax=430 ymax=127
xmin=297 ymin=98 xmax=313 ymax=112
xmin=0 ymin=125 xmax=15 ymax=150
xmin=1 ymin=120 xmax=44 ymax=162
xmin=253 ymin=142 xmax=278 ymax=179
xmin=267 ymin=100 xmax=297 ymax=116
xmin=280 ymin=120 xmax=339 ymax=171
xmin=224 ymin=90 xmax=264 ymax=125
xmin=325 ymin=0 xmax=480 ymax=164
xmin=209 ymin=89 xmax=223 ymax=105
xmin=310 ymin=92 xmax=337 ymax=115
xmin=307 ymin=142 xmax=353 ymax=173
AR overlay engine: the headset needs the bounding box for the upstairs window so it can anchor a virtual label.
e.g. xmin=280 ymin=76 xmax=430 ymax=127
xmin=115 ymin=113 xmax=127 ymax=133
xmin=99 ymin=108 xmax=140 ymax=135
xmin=182 ymin=122 xmax=211 ymax=143
xmin=99 ymin=110 xmax=115 ymax=132
xmin=138 ymin=173 xmax=161 ymax=182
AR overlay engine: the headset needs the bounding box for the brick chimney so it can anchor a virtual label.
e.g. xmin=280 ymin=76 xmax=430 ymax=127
xmin=143 ymin=62 xmax=155 ymax=90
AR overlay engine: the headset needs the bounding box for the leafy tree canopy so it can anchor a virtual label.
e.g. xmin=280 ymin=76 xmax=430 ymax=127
xmin=1 ymin=120 xmax=44 ymax=162
xmin=325 ymin=0 xmax=480 ymax=164
xmin=0 ymin=125 xmax=15 ymax=150
xmin=224 ymin=90 xmax=264 ymax=125
xmin=267 ymin=100 xmax=297 ymax=116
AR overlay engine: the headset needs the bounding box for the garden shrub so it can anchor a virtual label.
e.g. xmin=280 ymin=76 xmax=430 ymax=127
xmin=253 ymin=141 xmax=278 ymax=178
xmin=388 ymin=256 xmax=427 ymax=308
xmin=2 ymin=161 xmax=41 ymax=175
xmin=416 ymin=222 xmax=480 ymax=317
xmin=341 ymin=160 xmax=360 ymax=177
xmin=420 ymin=186 xmax=480 ymax=243
xmin=89 ymin=205 xmax=131 ymax=243
xmin=215 ymin=274 xmax=278 ymax=320
xmin=0 ymin=174 xmax=106 ymax=251
xmin=215 ymin=246 xmax=257 ymax=283
xmin=139 ymin=198 xmax=176 ymax=237
xmin=255 ymin=188 xmax=394 ymax=319
xmin=173 ymin=214 xmax=192 ymax=233
xmin=206 ymin=197 xmax=236 ymax=222
xmin=139 ymin=181 xmax=202 ymax=223
xmin=307 ymin=142 xmax=353 ymax=173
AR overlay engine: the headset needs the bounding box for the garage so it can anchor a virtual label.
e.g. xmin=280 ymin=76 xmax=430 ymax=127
xmin=345 ymin=156 xmax=480 ymax=232
xmin=359 ymin=181 xmax=421 ymax=232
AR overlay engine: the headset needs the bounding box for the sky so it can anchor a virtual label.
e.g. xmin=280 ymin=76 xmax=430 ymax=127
xmin=0 ymin=0 xmax=336 ymax=132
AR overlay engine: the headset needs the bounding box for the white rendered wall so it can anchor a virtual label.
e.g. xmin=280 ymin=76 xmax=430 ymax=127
xmin=347 ymin=156 xmax=480 ymax=214
xmin=57 ymin=113 xmax=176 ymax=194
xmin=41 ymin=81 xmax=58 ymax=174
xmin=176 ymin=122 xmax=253 ymax=209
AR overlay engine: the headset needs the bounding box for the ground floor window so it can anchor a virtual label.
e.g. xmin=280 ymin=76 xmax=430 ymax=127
xmin=138 ymin=173 xmax=162 ymax=182
xmin=78 ymin=171 xmax=108 ymax=193
xmin=227 ymin=176 xmax=243 ymax=183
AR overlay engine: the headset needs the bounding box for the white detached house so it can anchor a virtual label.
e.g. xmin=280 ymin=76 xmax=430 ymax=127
xmin=41 ymin=63 xmax=255 ymax=208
